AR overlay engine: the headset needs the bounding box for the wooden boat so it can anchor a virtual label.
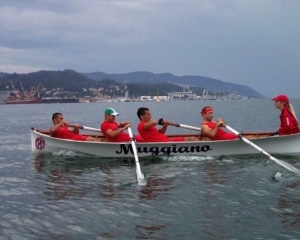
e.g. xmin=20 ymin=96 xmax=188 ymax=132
xmin=30 ymin=128 xmax=300 ymax=158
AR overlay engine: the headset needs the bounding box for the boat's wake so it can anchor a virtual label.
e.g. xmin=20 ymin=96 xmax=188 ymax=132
xmin=161 ymin=155 xmax=214 ymax=162
xmin=51 ymin=149 xmax=88 ymax=158
xmin=272 ymin=172 xmax=284 ymax=181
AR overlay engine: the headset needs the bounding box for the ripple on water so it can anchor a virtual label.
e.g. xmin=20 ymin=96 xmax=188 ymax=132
xmin=0 ymin=177 xmax=33 ymax=196
xmin=162 ymin=155 xmax=214 ymax=162
xmin=0 ymin=133 xmax=31 ymax=150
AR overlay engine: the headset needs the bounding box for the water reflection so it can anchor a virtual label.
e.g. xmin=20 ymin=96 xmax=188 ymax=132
xmin=32 ymin=153 xmax=281 ymax=239
xmin=134 ymin=223 xmax=169 ymax=240
xmin=32 ymin=153 xmax=130 ymax=200
xmin=138 ymin=173 xmax=175 ymax=200
xmin=31 ymin=153 xmax=176 ymax=238
xmin=201 ymin=160 xmax=234 ymax=240
xmin=277 ymin=179 xmax=300 ymax=228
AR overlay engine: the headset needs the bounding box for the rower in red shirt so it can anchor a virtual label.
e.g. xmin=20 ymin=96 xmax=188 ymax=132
xmin=50 ymin=112 xmax=102 ymax=141
xmin=101 ymin=108 xmax=144 ymax=142
xmin=137 ymin=107 xmax=198 ymax=142
xmin=272 ymin=94 xmax=300 ymax=135
xmin=200 ymin=106 xmax=238 ymax=141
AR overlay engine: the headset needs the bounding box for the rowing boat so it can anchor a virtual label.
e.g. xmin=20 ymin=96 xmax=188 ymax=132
xmin=30 ymin=128 xmax=300 ymax=158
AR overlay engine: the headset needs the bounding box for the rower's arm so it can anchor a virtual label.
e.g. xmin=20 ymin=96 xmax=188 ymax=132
xmin=118 ymin=121 xmax=130 ymax=128
xmin=201 ymin=123 xmax=221 ymax=138
xmin=158 ymin=124 xmax=168 ymax=134
xmin=71 ymin=124 xmax=80 ymax=134
xmin=50 ymin=121 xmax=64 ymax=136
xmin=143 ymin=120 xmax=157 ymax=130
xmin=106 ymin=124 xmax=130 ymax=138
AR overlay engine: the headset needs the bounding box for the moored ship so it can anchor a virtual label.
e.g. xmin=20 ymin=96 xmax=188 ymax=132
xmin=5 ymin=93 xmax=42 ymax=104
xmin=5 ymin=81 xmax=42 ymax=104
xmin=41 ymin=97 xmax=79 ymax=103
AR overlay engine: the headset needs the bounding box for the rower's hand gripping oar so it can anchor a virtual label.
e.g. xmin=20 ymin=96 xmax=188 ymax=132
xmin=127 ymin=127 xmax=147 ymax=186
xmin=225 ymin=125 xmax=300 ymax=175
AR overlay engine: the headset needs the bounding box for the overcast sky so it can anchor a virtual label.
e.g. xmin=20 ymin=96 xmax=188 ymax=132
xmin=1 ymin=0 xmax=299 ymax=97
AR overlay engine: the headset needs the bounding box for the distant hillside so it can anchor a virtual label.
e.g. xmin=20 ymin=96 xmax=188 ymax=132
xmin=0 ymin=69 xmax=262 ymax=98
xmin=0 ymin=70 xmax=191 ymax=98
xmin=0 ymin=70 xmax=124 ymax=97
xmin=0 ymin=72 xmax=9 ymax=78
xmin=82 ymin=71 xmax=262 ymax=98
xmin=0 ymin=70 xmax=98 ymax=91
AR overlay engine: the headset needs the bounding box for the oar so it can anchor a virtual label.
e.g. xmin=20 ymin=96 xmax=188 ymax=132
xmin=225 ymin=125 xmax=300 ymax=175
xmin=70 ymin=125 xmax=102 ymax=132
xmin=170 ymin=123 xmax=201 ymax=131
xmin=158 ymin=119 xmax=201 ymax=132
xmin=167 ymin=122 xmax=300 ymax=174
xmin=127 ymin=127 xmax=147 ymax=186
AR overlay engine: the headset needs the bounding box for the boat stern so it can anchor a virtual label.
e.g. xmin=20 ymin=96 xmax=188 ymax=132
xmin=31 ymin=128 xmax=49 ymax=153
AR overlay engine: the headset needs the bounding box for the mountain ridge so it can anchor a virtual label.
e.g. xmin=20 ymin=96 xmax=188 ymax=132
xmin=81 ymin=71 xmax=262 ymax=98
xmin=0 ymin=70 xmax=263 ymax=98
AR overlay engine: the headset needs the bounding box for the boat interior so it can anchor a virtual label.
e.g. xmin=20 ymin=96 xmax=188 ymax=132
xmin=32 ymin=128 xmax=272 ymax=141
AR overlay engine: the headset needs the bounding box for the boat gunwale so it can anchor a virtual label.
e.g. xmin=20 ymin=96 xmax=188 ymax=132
xmin=31 ymin=127 xmax=275 ymax=144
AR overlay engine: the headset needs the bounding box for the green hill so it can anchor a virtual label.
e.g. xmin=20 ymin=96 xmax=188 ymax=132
xmin=0 ymin=69 xmax=262 ymax=98
xmin=0 ymin=70 xmax=192 ymax=98
xmin=82 ymin=71 xmax=262 ymax=98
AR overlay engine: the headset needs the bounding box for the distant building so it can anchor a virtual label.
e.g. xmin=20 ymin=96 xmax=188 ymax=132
xmin=140 ymin=96 xmax=152 ymax=101
xmin=167 ymin=91 xmax=197 ymax=99
xmin=139 ymin=95 xmax=169 ymax=101
xmin=154 ymin=96 xmax=169 ymax=101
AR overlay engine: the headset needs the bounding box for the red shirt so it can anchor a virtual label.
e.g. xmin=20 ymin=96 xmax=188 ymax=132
xmin=101 ymin=121 xmax=144 ymax=142
xmin=202 ymin=122 xmax=238 ymax=140
xmin=52 ymin=125 xmax=87 ymax=141
xmin=138 ymin=122 xmax=171 ymax=142
xmin=278 ymin=107 xmax=300 ymax=135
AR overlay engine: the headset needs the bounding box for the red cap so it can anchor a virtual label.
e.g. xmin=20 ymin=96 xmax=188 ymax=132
xmin=272 ymin=94 xmax=289 ymax=104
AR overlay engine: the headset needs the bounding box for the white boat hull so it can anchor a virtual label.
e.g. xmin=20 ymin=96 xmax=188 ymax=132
xmin=31 ymin=128 xmax=300 ymax=158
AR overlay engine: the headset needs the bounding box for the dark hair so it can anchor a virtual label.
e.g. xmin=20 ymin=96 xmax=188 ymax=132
xmin=137 ymin=107 xmax=149 ymax=120
xmin=52 ymin=112 xmax=62 ymax=123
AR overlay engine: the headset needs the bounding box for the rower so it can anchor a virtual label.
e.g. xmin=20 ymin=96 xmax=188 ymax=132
xmin=100 ymin=108 xmax=144 ymax=142
xmin=200 ymin=106 xmax=238 ymax=141
xmin=50 ymin=112 xmax=103 ymax=141
xmin=137 ymin=107 xmax=198 ymax=142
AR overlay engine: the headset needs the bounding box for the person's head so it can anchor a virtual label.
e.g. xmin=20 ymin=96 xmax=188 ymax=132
xmin=104 ymin=108 xmax=119 ymax=122
xmin=52 ymin=112 xmax=63 ymax=124
xmin=272 ymin=94 xmax=289 ymax=109
xmin=201 ymin=106 xmax=214 ymax=121
xmin=137 ymin=107 xmax=150 ymax=121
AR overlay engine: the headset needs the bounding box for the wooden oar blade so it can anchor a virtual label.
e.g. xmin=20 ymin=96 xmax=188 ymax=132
xmin=127 ymin=127 xmax=147 ymax=186
xmin=136 ymin=170 xmax=147 ymax=186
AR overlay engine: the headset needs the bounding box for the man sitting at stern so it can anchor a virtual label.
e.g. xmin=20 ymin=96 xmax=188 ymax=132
xmin=50 ymin=112 xmax=102 ymax=141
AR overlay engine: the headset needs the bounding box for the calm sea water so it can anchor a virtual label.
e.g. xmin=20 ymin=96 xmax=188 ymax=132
xmin=1 ymin=99 xmax=300 ymax=239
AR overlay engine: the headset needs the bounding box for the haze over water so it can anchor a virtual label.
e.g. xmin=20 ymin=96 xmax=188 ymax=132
xmin=1 ymin=99 xmax=300 ymax=239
